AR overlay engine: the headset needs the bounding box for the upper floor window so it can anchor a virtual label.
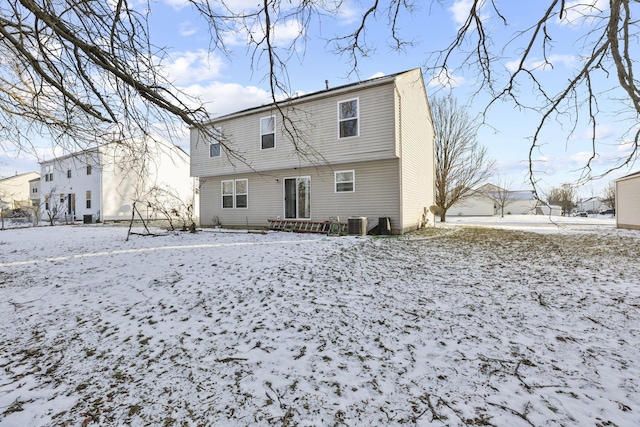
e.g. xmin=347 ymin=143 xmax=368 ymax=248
xmin=222 ymin=179 xmax=248 ymax=209
xmin=260 ymin=116 xmax=275 ymax=150
xmin=87 ymin=165 xmax=92 ymax=175
xmin=67 ymin=169 xmax=72 ymax=178
xmin=209 ymin=127 xmax=222 ymax=158
xmin=45 ymin=165 xmax=53 ymax=182
xmin=338 ymin=99 xmax=359 ymax=138
xmin=335 ymin=170 xmax=355 ymax=192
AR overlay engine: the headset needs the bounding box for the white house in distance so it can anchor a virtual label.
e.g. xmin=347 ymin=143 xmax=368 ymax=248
xmin=190 ymin=69 xmax=435 ymax=234
xmin=29 ymin=177 xmax=41 ymax=207
xmin=449 ymin=184 xmax=538 ymax=217
xmin=616 ymin=171 xmax=640 ymax=230
xmin=39 ymin=135 xmax=192 ymax=222
xmin=576 ymin=197 xmax=608 ymax=214
xmin=0 ymin=171 xmax=40 ymax=211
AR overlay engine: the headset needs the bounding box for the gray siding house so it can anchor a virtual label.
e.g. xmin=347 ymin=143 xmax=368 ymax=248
xmin=616 ymin=171 xmax=640 ymax=230
xmin=190 ymin=69 xmax=435 ymax=234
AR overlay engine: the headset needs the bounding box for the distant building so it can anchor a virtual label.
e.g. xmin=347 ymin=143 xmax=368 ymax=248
xmin=577 ymin=197 xmax=608 ymax=214
xmin=449 ymin=184 xmax=538 ymax=216
xmin=0 ymin=172 xmax=40 ymax=211
xmin=29 ymin=177 xmax=41 ymax=207
xmin=534 ymin=203 xmax=562 ymax=216
xmin=616 ymin=171 xmax=640 ymax=230
xmin=39 ymin=135 xmax=192 ymax=222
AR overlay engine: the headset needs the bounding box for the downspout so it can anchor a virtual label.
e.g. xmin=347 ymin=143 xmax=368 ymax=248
xmin=395 ymin=84 xmax=403 ymax=234
xmin=99 ymin=150 xmax=103 ymax=222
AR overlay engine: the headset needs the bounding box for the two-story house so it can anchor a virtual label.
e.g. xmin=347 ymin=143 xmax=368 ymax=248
xmin=39 ymin=135 xmax=193 ymax=222
xmin=0 ymin=171 xmax=40 ymax=211
xmin=191 ymin=69 xmax=435 ymax=234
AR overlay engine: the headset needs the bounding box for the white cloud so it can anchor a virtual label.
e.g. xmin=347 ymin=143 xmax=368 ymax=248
xmin=163 ymin=0 xmax=190 ymax=11
xmin=427 ymin=69 xmax=465 ymax=88
xmin=618 ymin=140 xmax=637 ymax=154
xmin=579 ymin=124 xmax=615 ymax=140
xmin=558 ymin=0 xmax=609 ymax=26
xmin=270 ymin=19 xmax=304 ymax=45
xmin=334 ymin=2 xmax=361 ymax=26
xmin=222 ymin=18 xmax=304 ymax=48
xmin=181 ymin=82 xmax=273 ymax=117
xmin=449 ymin=0 xmax=488 ymax=28
xmin=161 ymin=50 xmax=225 ymax=85
xmin=179 ymin=21 xmax=197 ymax=37
xmin=506 ymin=54 xmax=577 ymax=72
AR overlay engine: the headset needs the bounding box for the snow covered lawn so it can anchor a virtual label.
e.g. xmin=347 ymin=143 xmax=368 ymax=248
xmin=1 ymin=220 xmax=639 ymax=426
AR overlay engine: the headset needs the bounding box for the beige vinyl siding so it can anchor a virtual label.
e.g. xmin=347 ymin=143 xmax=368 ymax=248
xmin=394 ymin=70 xmax=435 ymax=232
xmin=616 ymin=174 xmax=640 ymax=230
xmin=199 ymin=159 xmax=401 ymax=230
xmin=190 ymin=83 xmax=397 ymax=178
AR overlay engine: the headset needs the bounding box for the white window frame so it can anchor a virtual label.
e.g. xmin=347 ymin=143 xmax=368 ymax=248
xmin=335 ymin=170 xmax=355 ymax=193
xmin=235 ymin=179 xmax=248 ymax=209
xmin=338 ymin=98 xmax=359 ymax=138
xmin=209 ymin=127 xmax=222 ymax=158
xmin=283 ymin=176 xmax=311 ymax=219
xmin=221 ymin=179 xmax=248 ymax=209
xmin=260 ymin=116 xmax=276 ymax=150
xmin=86 ymin=190 xmax=92 ymax=209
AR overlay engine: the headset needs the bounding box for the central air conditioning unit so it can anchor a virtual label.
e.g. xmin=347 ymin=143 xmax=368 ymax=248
xmin=348 ymin=216 xmax=367 ymax=236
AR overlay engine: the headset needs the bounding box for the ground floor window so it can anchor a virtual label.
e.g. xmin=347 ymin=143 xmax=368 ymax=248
xmin=86 ymin=191 xmax=92 ymax=209
xmin=221 ymin=179 xmax=248 ymax=209
xmin=335 ymin=170 xmax=355 ymax=192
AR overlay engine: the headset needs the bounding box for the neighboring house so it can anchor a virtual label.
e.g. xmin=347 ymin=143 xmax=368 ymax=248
xmin=39 ymin=135 xmax=193 ymax=222
xmin=191 ymin=69 xmax=435 ymax=234
xmin=534 ymin=203 xmax=562 ymax=216
xmin=577 ymin=197 xmax=608 ymax=214
xmin=0 ymin=172 xmax=40 ymax=211
xmin=449 ymin=184 xmax=537 ymax=216
xmin=616 ymin=171 xmax=640 ymax=230
xmin=29 ymin=177 xmax=41 ymax=207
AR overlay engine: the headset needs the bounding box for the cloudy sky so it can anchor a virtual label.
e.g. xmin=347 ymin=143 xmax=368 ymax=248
xmin=1 ymin=0 xmax=637 ymax=196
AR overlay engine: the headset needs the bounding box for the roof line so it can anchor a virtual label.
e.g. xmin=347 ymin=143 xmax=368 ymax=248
xmin=201 ymin=68 xmax=421 ymax=125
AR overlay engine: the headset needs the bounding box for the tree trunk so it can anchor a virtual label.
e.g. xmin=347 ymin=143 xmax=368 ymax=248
xmin=440 ymin=211 xmax=447 ymax=222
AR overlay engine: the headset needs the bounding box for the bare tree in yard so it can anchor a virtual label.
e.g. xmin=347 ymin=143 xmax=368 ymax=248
xmin=2 ymin=1 xmax=639 ymax=183
xmin=141 ymin=185 xmax=196 ymax=232
xmin=433 ymin=95 xmax=494 ymax=222
xmin=547 ymin=184 xmax=578 ymax=216
xmin=601 ymin=182 xmax=616 ymax=213
xmin=42 ymin=188 xmax=63 ymax=226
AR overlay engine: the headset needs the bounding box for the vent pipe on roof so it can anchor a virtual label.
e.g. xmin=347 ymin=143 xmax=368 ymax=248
xmin=325 ymin=80 xmax=329 ymax=90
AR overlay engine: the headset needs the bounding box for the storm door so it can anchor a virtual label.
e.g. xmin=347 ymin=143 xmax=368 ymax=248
xmin=284 ymin=177 xmax=310 ymax=219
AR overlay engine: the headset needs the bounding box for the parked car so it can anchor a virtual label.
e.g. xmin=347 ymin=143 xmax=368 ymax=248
xmin=600 ymin=209 xmax=615 ymax=215
xmin=575 ymin=211 xmax=588 ymax=217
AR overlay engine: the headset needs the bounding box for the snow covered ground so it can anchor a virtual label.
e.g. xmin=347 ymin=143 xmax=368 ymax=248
xmin=1 ymin=217 xmax=638 ymax=426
